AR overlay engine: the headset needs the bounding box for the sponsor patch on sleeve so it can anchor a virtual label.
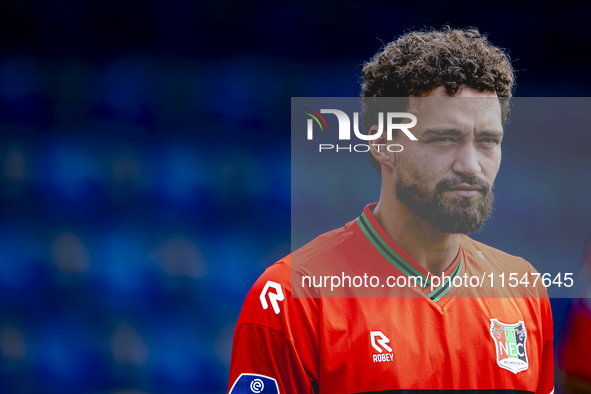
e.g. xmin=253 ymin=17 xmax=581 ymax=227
xmin=229 ymin=373 xmax=279 ymax=394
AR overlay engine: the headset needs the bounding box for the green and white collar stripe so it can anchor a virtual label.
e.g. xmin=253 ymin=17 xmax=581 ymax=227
xmin=427 ymin=258 xmax=463 ymax=302
xmin=357 ymin=212 xmax=431 ymax=288
xmin=357 ymin=211 xmax=463 ymax=301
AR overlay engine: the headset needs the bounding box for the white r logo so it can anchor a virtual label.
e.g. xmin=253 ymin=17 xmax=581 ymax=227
xmin=370 ymin=331 xmax=393 ymax=353
xmin=260 ymin=281 xmax=284 ymax=314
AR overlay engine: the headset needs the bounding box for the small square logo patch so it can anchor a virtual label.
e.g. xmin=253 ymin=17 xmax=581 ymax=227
xmin=229 ymin=373 xmax=279 ymax=394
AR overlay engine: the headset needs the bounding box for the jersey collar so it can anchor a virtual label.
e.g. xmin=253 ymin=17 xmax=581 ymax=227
xmin=355 ymin=203 xmax=464 ymax=303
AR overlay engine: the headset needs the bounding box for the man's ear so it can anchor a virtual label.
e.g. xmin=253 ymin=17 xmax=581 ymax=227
xmin=368 ymin=125 xmax=394 ymax=171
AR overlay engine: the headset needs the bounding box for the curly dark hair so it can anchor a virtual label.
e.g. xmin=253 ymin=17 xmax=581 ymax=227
xmin=361 ymin=27 xmax=514 ymax=174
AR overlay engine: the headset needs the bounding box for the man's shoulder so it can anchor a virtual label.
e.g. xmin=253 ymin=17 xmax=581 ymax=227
xmin=236 ymin=253 xmax=321 ymax=340
xmin=256 ymin=220 xmax=359 ymax=287
xmin=462 ymin=236 xmax=551 ymax=299
xmin=462 ymin=235 xmax=535 ymax=273
xmin=242 ymin=220 xmax=360 ymax=307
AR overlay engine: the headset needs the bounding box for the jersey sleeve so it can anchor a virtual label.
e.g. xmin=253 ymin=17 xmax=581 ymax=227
xmin=227 ymin=259 xmax=320 ymax=394
xmin=536 ymin=295 xmax=554 ymax=394
xmin=536 ymin=338 xmax=554 ymax=394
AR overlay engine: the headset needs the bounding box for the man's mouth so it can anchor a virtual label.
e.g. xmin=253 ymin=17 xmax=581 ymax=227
xmin=446 ymin=184 xmax=483 ymax=198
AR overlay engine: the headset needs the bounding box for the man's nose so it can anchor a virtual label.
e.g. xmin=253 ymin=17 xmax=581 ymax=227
xmin=452 ymin=144 xmax=481 ymax=178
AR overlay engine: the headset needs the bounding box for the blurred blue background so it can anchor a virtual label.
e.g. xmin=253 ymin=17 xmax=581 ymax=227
xmin=0 ymin=1 xmax=590 ymax=393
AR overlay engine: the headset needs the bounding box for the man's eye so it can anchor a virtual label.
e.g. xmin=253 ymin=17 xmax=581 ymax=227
xmin=429 ymin=137 xmax=455 ymax=143
xmin=480 ymin=138 xmax=500 ymax=144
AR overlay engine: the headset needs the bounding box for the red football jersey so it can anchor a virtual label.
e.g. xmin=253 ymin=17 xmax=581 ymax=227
xmin=228 ymin=204 xmax=554 ymax=394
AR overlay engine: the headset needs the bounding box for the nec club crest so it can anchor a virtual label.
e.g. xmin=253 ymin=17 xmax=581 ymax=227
xmin=490 ymin=319 xmax=529 ymax=373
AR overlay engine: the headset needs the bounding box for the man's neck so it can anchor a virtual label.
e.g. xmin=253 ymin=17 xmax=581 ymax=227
xmin=371 ymin=198 xmax=461 ymax=277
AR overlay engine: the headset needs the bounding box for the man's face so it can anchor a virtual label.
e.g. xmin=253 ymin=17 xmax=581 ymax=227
xmin=390 ymin=87 xmax=504 ymax=233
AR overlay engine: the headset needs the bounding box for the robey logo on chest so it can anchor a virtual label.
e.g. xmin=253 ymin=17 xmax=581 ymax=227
xmin=370 ymin=331 xmax=393 ymax=363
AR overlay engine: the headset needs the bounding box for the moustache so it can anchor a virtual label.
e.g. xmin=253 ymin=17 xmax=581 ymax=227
xmin=436 ymin=175 xmax=492 ymax=195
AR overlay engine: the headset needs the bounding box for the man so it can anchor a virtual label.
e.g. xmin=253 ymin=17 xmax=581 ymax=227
xmin=228 ymin=27 xmax=553 ymax=394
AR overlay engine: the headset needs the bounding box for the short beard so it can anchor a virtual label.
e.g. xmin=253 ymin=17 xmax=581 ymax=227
xmin=396 ymin=171 xmax=495 ymax=234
